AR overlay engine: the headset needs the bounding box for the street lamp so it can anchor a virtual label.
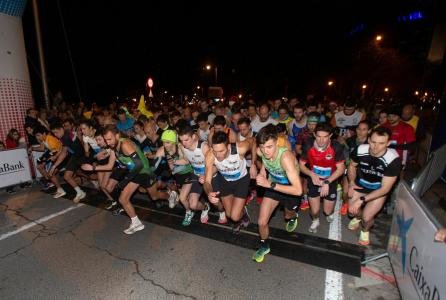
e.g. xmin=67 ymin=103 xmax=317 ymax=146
xmin=328 ymin=80 xmax=334 ymax=86
xmin=362 ymin=84 xmax=367 ymax=89
xmin=204 ymin=64 xmax=218 ymax=85
xmin=384 ymin=87 xmax=389 ymax=92
xmin=375 ymin=35 xmax=383 ymax=41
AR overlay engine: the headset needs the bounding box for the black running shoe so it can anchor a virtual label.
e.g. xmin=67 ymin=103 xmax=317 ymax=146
xmin=112 ymin=207 xmax=124 ymax=216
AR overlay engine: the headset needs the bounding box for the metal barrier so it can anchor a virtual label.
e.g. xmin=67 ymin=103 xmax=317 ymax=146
xmin=411 ymin=143 xmax=446 ymax=198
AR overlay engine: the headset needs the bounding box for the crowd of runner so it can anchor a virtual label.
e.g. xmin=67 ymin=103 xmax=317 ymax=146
xmin=2 ymin=94 xmax=427 ymax=262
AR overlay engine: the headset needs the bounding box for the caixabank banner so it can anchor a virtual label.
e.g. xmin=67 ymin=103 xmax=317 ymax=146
xmin=388 ymin=182 xmax=445 ymax=300
xmin=0 ymin=148 xmax=32 ymax=188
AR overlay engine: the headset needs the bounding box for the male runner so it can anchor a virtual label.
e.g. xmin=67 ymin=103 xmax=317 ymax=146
xmin=347 ymin=126 xmax=401 ymax=245
xmin=253 ymin=124 xmax=303 ymax=262
xmin=299 ymin=123 xmax=345 ymax=233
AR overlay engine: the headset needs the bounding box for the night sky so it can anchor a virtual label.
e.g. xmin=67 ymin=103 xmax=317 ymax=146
xmin=22 ymin=0 xmax=440 ymax=107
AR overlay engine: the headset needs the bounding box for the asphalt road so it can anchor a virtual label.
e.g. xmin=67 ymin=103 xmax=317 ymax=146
xmin=0 ymin=186 xmax=400 ymax=299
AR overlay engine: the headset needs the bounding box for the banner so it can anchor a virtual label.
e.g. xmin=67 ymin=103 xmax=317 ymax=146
xmin=31 ymin=151 xmax=44 ymax=178
xmin=388 ymin=182 xmax=445 ymax=300
xmin=0 ymin=148 xmax=32 ymax=188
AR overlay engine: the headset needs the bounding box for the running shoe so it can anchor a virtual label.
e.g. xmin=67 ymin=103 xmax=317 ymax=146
xmin=245 ymin=190 xmax=256 ymax=205
xmin=105 ymin=200 xmax=117 ymax=210
xmin=358 ymin=230 xmax=370 ymax=246
xmin=200 ymin=203 xmax=210 ymax=224
xmin=112 ymin=207 xmax=125 ymax=216
xmin=168 ymin=190 xmax=179 ymax=209
xmin=123 ymin=222 xmax=145 ymax=235
xmin=53 ymin=189 xmax=67 ymax=198
xmin=285 ymin=216 xmax=299 ymax=232
xmin=299 ymin=198 xmax=310 ymax=210
xmin=182 ymin=211 xmax=195 ymax=226
xmin=308 ymin=218 xmax=320 ymax=233
xmin=326 ymin=213 xmax=335 ymax=223
xmin=73 ymin=190 xmax=86 ymax=203
xmin=340 ymin=202 xmax=348 ymax=216
xmin=218 ymin=211 xmax=227 ymax=224
xmin=252 ymin=244 xmax=271 ymax=263
xmin=348 ymin=217 xmax=361 ymax=231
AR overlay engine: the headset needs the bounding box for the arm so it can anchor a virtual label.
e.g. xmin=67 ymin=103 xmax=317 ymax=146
xmin=83 ymin=141 xmax=90 ymax=158
xmin=273 ymin=151 xmax=302 ymax=196
xmin=174 ymin=146 xmax=190 ymax=165
xmin=83 ymin=150 xmax=116 ymax=171
xmin=299 ymin=158 xmax=321 ymax=186
xmin=203 ymin=151 xmax=215 ymax=196
xmin=355 ymin=175 xmax=398 ymax=203
xmin=117 ymin=141 xmax=143 ymax=188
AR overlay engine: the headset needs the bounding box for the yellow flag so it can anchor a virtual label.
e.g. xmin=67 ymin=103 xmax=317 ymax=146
xmin=138 ymin=95 xmax=153 ymax=118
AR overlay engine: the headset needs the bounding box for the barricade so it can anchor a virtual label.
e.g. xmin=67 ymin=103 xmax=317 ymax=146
xmin=0 ymin=148 xmax=32 ymax=188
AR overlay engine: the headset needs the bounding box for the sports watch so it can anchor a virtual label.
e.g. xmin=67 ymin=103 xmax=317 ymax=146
xmin=360 ymin=196 xmax=366 ymax=204
xmin=270 ymin=182 xmax=276 ymax=189
xmin=323 ymin=179 xmax=330 ymax=185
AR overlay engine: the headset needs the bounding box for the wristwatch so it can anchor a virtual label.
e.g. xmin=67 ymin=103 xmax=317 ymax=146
xmin=270 ymin=182 xmax=276 ymax=190
xmin=323 ymin=179 xmax=330 ymax=185
xmin=360 ymin=196 xmax=366 ymax=204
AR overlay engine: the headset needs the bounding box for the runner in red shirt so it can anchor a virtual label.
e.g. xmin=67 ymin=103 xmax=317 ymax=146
xmin=383 ymin=105 xmax=416 ymax=166
xmin=299 ymin=123 xmax=345 ymax=233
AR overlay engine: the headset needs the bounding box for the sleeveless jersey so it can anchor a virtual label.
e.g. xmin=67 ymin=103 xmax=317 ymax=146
xmin=116 ymin=138 xmax=152 ymax=175
xmin=214 ymin=143 xmax=247 ymax=181
xmin=182 ymin=140 xmax=206 ymax=175
xmin=261 ymin=147 xmax=290 ymax=185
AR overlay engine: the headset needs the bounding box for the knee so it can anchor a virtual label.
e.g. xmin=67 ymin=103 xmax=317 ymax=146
xmin=119 ymin=194 xmax=129 ymax=204
xmin=323 ymin=208 xmax=333 ymax=215
xmin=189 ymin=202 xmax=198 ymax=211
xmin=348 ymin=206 xmax=356 ymax=216
xmin=258 ymin=218 xmax=269 ymax=228
xmin=362 ymin=215 xmax=373 ymax=224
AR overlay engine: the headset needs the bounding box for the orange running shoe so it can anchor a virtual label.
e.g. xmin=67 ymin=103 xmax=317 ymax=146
xmin=340 ymin=202 xmax=348 ymax=216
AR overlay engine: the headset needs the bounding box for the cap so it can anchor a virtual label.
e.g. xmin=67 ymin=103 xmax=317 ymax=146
xmin=307 ymin=115 xmax=319 ymax=123
xmin=161 ymin=130 xmax=177 ymax=144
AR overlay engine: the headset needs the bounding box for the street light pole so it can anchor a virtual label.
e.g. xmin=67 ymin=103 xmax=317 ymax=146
xmin=214 ymin=66 xmax=218 ymax=85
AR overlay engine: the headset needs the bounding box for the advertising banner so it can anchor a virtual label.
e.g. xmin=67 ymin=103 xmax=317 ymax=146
xmin=388 ymin=182 xmax=445 ymax=300
xmin=0 ymin=148 xmax=32 ymax=188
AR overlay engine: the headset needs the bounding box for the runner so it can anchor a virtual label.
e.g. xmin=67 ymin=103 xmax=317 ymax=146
xmin=252 ymin=124 xmax=303 ymax=262
xmin=204 ymin=131 xmax=254 ymax=233
xmin=177 ymin=125 xmax=213 ymax=225
xmin=347 ymin=126 xmax=401 ymax=245
xmin=299 ymin=123 xmax=345 ymax=233
xmin=50 ymin=122 xmax=87 ymax=202
xmin=100 ymin=125 xmax=156 ymax=234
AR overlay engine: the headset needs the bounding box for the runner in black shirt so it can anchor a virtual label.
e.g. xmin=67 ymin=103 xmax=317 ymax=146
xmin=347 ymin=126 xmax=401 ymax=246
xmin=50 ymin=122 xmax=87 ymax=203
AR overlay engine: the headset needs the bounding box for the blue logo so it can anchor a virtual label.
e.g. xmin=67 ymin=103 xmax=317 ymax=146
xmin=396 ymin=209 xmax=413 ymax=274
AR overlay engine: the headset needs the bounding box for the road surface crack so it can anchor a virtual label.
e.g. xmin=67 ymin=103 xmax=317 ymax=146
xmin=69 ymin=230 xmax=197 ymax=300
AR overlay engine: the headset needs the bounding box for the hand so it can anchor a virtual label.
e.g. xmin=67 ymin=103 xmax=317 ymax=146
xmin=81 ymin=164 xmax=93 ymax=171
xmin=198 ymin=176 xmax=205 ymax=184
xmin=310 ymin=173 xmax=321 ymax=186
xmin=350 ymin=199 xmax=363 ymax=215
xmin=434 ymin=228 xmax=446 ymax=243
xmin=256 ymin=174 xmax=271 ymax=188
xmin=348 ymin=182 xmax=360 ymax=198
xmin=167 ymin=159 xmax=175 ymax=170
xmin=208 ymin=191 xmax=220 ymax=204
xmin=96 ymin=150 xmax=108 ymax=160
xmin=320 ymin=183 xmax=329 ymax=197
xmin=249 ymin=165 xmax=258 ymax=179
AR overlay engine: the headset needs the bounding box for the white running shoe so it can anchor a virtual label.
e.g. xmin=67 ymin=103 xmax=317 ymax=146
xmin=326 ymin=213 xmax=335 ymax=223
xmin=168 ymin=190 xmax=179 ymax=209
xmin=309 ymin=218 xmax=320 ymax=233
xmin=200 ymin=203 xmax=210 ymax=224
xmin=53 ymin=189 xmax=66 ymax=198
xmin=218 ymin=211 xmax=227 ymax=224
xmin=123 ymin=222 xmax=145 ymax=235
xmin=73 ymin=190 xmax=86 ymax=203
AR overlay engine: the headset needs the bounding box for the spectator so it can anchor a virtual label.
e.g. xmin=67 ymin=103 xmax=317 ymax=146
xmin=5 ymin=128 xmax=26 ymax=149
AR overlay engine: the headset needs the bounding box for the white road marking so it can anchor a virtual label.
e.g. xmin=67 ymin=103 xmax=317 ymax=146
xmin=0 ymin=204 xmax=83 ymax=241
xmin=325 ymin=186 xmax=344 ymax=300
